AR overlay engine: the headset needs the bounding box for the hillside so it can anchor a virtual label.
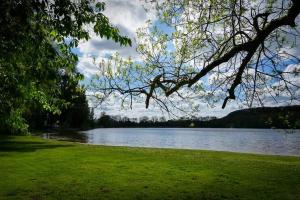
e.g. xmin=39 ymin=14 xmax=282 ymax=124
xmin=202 ymin=105 xmax=300 ymax=128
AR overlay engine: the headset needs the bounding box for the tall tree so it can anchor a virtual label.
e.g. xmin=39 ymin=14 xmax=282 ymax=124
xmin=0 ymin=0 xmax=131 ymax=134
xmin=92 ymin=0 xmax=300 ymax=114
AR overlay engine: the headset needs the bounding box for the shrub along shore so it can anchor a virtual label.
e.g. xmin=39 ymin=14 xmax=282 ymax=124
xmin=1 ymin=135 xmax=300 ymax=200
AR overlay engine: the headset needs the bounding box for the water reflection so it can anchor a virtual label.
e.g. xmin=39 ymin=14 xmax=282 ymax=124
xmin=41 ymin=131 xmax=88 ymax=143
xmin=41 ymin=128 xmax=300 ymax=156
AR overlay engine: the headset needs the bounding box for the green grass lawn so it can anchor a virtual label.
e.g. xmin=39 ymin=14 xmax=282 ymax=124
xmin=0 ymin=135 xmax=300 ymax=200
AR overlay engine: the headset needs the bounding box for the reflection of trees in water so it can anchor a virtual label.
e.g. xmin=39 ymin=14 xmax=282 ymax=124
xmin=42 ymin=132 xmax=88 ymax=143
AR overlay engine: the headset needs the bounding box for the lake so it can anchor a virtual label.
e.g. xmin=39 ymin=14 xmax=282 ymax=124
xmin=42 ymin=128 xmax=300 ymax=156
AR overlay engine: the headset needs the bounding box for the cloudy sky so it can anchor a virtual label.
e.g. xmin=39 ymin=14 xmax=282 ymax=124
xmin=75 ymin=0 xmax=170 ymax=119
xmin=73 ymin=0 xmax=300 ymax=119
xmin=76 ymin=0 xmax=151 ymax=76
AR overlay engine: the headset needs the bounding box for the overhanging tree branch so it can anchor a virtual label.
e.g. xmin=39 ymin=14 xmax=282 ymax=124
xmin=164 ymin=0 xmax=300 ymax=108
xmin=92 ymin=0 xmax=300 ymax=114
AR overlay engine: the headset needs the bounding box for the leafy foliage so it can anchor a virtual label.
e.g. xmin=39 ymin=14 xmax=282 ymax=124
xmin=0 ymin=0 xmax=131 ymax=134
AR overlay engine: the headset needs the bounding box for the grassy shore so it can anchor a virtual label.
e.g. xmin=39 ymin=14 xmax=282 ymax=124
xmin=0 ymin=135 xmax=300 ymax=200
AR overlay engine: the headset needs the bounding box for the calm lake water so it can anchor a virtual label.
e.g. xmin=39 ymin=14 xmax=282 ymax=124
xmin=42 ymin=128 xmax=300 ymax=156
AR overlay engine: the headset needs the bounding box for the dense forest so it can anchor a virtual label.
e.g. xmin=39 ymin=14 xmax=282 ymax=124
xmin=94 ymin=105 xmax=300 ymax=129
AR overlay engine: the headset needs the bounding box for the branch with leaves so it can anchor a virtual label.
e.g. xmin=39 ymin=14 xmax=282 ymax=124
xmin=92 ymin=0 xmax=300 ymax=115
xmin=0 ymin=0 xmax=131 ymax=133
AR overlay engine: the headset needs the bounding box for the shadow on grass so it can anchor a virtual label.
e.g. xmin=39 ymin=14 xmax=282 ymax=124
xmin=0 ymin=137 xmax=74 ymax=153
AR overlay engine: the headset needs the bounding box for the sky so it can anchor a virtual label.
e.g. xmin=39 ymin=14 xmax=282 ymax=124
xmin=75 ymin=0 xmax=169 ymax=119
xmin=73 ymin=0 xmax=300 ymax=119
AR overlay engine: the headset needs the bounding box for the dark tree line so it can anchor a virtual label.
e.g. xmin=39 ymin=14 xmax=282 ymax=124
xmin=94 ymin=106 xmax=300 ymax=129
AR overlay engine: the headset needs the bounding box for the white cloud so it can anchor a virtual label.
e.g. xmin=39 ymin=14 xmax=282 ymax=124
xmin=77 ymin=0 xmax=156 ymax=59
xmin=76 ymin=0 xmax=156 ymax=80
xmin=77 ymin=56 xmax=98 ymax=78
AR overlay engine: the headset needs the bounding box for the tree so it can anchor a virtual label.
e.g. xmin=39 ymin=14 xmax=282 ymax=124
xmin=0 ymin=0 xmax=131 ymax=134
xmin=58 ymin=87 xmax=95 ymax=129
xmin=96 ymin=112 xmax=113 ymax=128
xmin=26 ymin=72 xmax=95 ymax=130
xmin=91 ymin=0 xmax=300 ymax=115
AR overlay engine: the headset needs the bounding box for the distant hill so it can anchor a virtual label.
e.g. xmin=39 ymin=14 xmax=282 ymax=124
xmin=201 ymin=105 xmax=300 ymax=129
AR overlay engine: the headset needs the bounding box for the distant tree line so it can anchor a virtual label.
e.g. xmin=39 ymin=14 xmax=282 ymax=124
xmin=94 ymin=106 xmax=300 ymax=129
